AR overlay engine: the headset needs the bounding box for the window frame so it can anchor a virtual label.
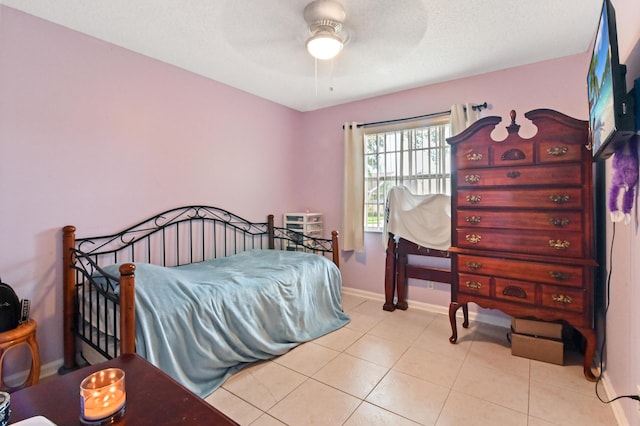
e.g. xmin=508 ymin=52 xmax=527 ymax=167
xmin=363 ymin=115 xmax=452 ymax=233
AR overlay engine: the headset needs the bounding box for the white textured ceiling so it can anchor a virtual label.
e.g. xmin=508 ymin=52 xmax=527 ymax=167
xmin=0 ymin=0 xmax=602 ymax=112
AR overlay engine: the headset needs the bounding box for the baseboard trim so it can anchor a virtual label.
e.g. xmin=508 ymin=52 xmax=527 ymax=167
xmin=599 ymin=370 xmax=631 ymax=426
xmin=341 ymin=286 xmax=511 ymax=328
xmin=3 ymin=357 xmax=63 ymax=386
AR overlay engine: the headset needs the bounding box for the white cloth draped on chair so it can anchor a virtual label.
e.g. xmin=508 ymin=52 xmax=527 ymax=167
xmin=450 ymin=103 xmax=481 ymax=136
xmin=382 ymin=186 xmax=451 ymax=251
xmin=342 ymin=122 xmax=365 ymax=252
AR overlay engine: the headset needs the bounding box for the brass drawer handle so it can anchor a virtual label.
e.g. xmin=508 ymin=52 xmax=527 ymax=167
xmin=465 ymin=281 xmax=482 ymax=291
xmin=550 ymin=271 xmax=570 ymax=281
xmin=465 ymin=174 xmax=481 ymax=184
xmin=552 ymin=294 xmax=573 ymax=304
xmin=502 ymin=286 xmax=527 ymax=299
xmin=549 ymin=240 xmax=570 ymax=250
xmin=506 ymin=171 xmax=521 ymax=179
xmin=549 ymin=194 xmax=570 ymax=204
xmin=467 ymin=152 xmax=483 ymax=161
xmin=465 ymin=261 xmax=482 ymax=270
xmin=547 ymin=146 xmax=568 ymax=156
xmin=465 ymin=216 xmax=481 ymax=225
xmin=465 ymin=234 xmax=482 ymax=244
xmin=466 ymin=195 xmax=482 ymax=204
xmin=549 ymin=217 xmax=570 ymax=227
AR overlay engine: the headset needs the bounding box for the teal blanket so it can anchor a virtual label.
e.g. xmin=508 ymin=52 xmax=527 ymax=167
xmin=104 ymin=250 xmax=349 ymax=397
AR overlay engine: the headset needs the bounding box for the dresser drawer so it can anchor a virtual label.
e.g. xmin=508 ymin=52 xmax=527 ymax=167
xmin=458 ymin=273 xmax=491 ymax=297
xmin=457 ymin=210 xmax=583 ymax=232
xmin=494 ymin=278 xmax=537 ymax=305
xmin=457 ymin=254 xmax=583 ymax=287
xmin=456 ymin=164 xmax=582 ymax=188
xmin=457 ymin=229 xmax=584 ymax=258
xmin=541 ymin=285 xmax=584 ymax=313
xmin=457 ymin=188 xmax=583 ymax=209
xmin=538 ymin=140 xmax=585 ymax=164
xmin=491 ymin=141 xmax=534 ymax=166
xmin=455 ymin=145 xmax=490 ymax=169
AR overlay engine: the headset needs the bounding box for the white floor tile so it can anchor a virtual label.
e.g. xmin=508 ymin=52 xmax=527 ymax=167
xmin=343 ymin=402 xmax=422 ymax=426
xmin=393 ymin=345 xmax=463 ymax=388
xmin=312 ymin=352 xmax=389 ymax=399
xmin=529 ymin=381 xmax=618 ymax=425
xmin=313 ymin=325 xmax=364 ymax=352
xmin=207 ymin=292 xmax=617 ymax=426
xmin=222 ymin=360 xmax=306 ymax=411
xmin=267 ymin=379 xmax=360 ymax=425
xmin=249 ymin=413 xmax=287 ymax=426
xmin=436 ymin=390 xmax=528 ymax=425
xmin=345 ymin=333 xmax=410 ymax=368
xmin=204 ymin=387 xmax=262 ymax=425
xmin=272 ymin=341 xmax=340 ymax=376
xmin=452 ymin=362 xmax=530 ymax=414
xmin=366 ymin=370 xmax=450 ymax=425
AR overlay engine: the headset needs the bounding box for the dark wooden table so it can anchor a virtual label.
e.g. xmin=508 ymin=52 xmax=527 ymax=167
xmin=8 ymin=353 xmax=239 ymax=425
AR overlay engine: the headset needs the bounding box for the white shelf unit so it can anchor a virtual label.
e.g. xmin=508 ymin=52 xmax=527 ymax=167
xmin=283 ymin=212 xmax=323 ymax=252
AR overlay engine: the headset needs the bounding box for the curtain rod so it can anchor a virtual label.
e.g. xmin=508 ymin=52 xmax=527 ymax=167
xmin=345 ymin=101 xmax=488 ymax=129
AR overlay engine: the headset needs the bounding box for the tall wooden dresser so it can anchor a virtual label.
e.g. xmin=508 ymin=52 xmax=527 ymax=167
xmin=447 ymin=109 xmax=597 ymax=381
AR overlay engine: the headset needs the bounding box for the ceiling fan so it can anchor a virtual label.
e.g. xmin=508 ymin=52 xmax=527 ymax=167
xmin=302 ymin=0 xmax=350 ymax=60
xmin=220 ymin=0 xmax=428 ymax=78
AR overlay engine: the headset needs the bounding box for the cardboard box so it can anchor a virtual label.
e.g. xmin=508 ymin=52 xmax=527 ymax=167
xmin=510 ymin=319 xmax=564 ymax=365
xmin=511 ymin=318 xmax=562 ymax=339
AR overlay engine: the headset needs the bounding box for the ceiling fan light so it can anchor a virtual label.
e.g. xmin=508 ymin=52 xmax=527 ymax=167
xmin=306 ymin=31 xmax=343 ymax=60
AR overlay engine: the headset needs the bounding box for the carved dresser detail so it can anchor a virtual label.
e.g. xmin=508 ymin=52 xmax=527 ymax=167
xmin=447 ymin=109 xmax=597 ymax=381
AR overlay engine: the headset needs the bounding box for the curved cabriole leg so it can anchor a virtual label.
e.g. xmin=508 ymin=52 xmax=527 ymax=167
xmin=576 ymin=326 xmax=598 ymax=382
xmin=449 ymin=302 xmax=463 ymax=343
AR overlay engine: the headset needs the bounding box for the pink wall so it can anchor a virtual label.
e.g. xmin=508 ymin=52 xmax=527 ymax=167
xmin=0 ymin=7 xmax=303 ymax=369
xmin=299 ymin=53 xmax=591 ymax=308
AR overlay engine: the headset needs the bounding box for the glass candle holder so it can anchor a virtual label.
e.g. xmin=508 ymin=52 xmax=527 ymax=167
xmin=80 ymin=368 xmax=126 ymax=425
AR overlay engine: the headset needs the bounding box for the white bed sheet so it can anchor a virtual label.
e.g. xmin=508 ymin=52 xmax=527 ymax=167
xmin=384 ymin=186 xmax=452 ymax=250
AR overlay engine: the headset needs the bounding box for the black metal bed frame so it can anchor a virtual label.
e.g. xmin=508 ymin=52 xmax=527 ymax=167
xmin=61 ymin=205 xmax=338 ymax=371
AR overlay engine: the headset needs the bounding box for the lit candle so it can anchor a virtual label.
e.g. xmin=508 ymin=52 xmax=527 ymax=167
xmin=82 ymin=387 xmax=125 ymax=420
xmin=80 ymin=368 xmax=126 ymax=423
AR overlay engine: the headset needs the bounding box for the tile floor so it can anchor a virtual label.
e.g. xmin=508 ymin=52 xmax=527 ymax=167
xmin=204 ymin=293 xmax=618 ymax=425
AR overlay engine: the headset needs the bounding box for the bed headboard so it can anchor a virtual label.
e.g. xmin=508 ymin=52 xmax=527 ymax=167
xmin=70 ymin=206 xmax=272 ymax=267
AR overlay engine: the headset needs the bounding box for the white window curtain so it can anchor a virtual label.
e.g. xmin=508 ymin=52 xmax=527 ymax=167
xmin=342 ymin=122 xmax=365 ymax=252
xmin=450 ymin=103 xmax=481 ymax=136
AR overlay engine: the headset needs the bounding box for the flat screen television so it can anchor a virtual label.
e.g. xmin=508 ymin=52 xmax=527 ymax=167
xmin=587 ymin=0 xmax=636 ymax=161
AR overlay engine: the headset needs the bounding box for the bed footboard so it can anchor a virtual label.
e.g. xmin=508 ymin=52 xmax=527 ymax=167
xmin=268 ymin=215 xmax=340 ymax=268
xmin=61 ymin=226 xmax=128 ymax=372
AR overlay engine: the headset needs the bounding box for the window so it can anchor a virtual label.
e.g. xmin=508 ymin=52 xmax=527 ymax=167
xmin=364 ymin=116 xmax=451 ymax=231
